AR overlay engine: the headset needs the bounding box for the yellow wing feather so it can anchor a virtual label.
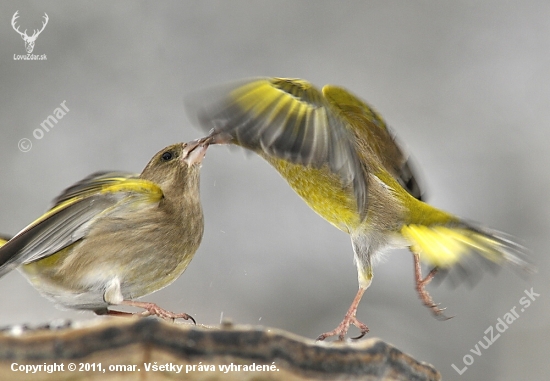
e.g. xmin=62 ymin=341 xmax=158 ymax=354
xmin=29 ymin=177 xmax=163 ymax=231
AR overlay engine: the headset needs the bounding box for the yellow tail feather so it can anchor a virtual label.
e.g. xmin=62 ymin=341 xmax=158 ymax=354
xmin=401 ymin=224 xmax=534 ymax=274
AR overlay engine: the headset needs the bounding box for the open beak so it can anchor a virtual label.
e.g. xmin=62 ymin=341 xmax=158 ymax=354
xmin=183 ymin=139 xmax=209 ymax=166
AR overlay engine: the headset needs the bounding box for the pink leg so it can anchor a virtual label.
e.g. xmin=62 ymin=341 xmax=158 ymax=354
xmin=317 ymin=287 xmax=369 ymax=341
xmin=96 ymin=300 xmax=196 ymax=324
xmin=413 ymin=252 xmax=451 ymax=320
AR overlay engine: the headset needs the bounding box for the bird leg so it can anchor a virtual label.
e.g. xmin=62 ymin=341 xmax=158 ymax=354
xmin=316 ymin=287 xmax=369 ymax=341
xmin=96 ymin=300 xmax=196 ymax=324
xmin=413 ymin=252 xmax=451 ymax=320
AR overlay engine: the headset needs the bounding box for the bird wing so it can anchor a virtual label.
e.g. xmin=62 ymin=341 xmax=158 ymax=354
xmin=0 ymin=172 xmax=163 ymax=277
xmin=191 ymin=77 xmax=368 ymax=219
xmin=322 ymin=85 xmax=424 ymax=201
xmin=51 ymin=171 xmax=141 ymax=205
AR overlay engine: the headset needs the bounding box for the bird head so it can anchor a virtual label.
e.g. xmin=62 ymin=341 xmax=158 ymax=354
xmin=140 ymin=141 xmax=208 ymax=196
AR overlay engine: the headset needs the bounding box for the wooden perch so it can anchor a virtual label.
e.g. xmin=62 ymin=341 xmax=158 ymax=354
xmin=0 ymin=318 xmax=440 ymax=380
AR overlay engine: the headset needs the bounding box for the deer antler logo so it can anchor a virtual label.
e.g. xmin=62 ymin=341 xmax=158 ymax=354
xmin=11 ymin=11 xmax=49 ymax=54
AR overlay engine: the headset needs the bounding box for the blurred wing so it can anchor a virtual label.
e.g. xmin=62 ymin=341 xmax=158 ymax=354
xmin=190 ymin=77 xmax=368 ymax=218
xmin=0 ymin=172 xmax=163 ymax=277
xmin=322 ymin=85 xmax=424 ymax=201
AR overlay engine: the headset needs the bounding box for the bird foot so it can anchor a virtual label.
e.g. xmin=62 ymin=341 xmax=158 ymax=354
xmin=413 ymin=253 xmax=453 ymax=320
xmin=316 ymin=315 xmax=369 ymax=341
xmin=100 ymin=301 xmax=196 ymax=324
xmin=316 ymin=287 xmax=369 ymax=341
xmin=136 ymin=302 xmax=196 ymax=323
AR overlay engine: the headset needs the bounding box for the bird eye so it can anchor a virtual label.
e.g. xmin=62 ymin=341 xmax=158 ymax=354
xmin=161 ymin=151 xmax=173 ymax=162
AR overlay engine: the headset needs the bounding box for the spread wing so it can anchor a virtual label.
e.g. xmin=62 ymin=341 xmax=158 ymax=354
xmin=322 ymin=85 xmax=424 ymax=201
xmin=189 ymin=77 xmax=369 ymax=219
xmin=0 ymin=172 xmax=163 ymax=277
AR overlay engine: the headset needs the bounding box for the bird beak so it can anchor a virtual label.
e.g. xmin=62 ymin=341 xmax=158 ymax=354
xmin=183 ymin=139 xmax=209 ymax=166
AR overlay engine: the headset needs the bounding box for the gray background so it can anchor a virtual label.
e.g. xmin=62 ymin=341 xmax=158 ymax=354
xmin=0 ymin=1 xmax=549 ymax=380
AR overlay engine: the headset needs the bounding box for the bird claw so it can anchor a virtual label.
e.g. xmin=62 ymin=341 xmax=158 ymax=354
xmin=116 ymin=300 xmax=196 ymax=324
xmin=412 ymin=253 xmax=453 ymax=320
xmin=350 ymin=329 xmax=368 ymax=340
xmin=428 ymin=304 xmax=452 ymax=320
xmin=139 ymin=305 xmax=196 ymax=324
xmin=317 ymin=316 xmax=369 ymax=341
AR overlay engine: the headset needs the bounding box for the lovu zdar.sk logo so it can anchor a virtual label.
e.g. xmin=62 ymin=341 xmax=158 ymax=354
xmin=12 ymin=10 xmax=48 ymax=60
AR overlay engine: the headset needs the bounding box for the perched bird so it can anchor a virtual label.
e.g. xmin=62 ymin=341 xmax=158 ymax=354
xmin=0 ymin=141 xmax=207 ymax=320
xmin=189 ymin=77 xmax=533 ymax=340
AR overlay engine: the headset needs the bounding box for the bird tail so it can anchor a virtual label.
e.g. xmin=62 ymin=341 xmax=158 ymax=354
xmin=400 ymin=220 xmax=535 ymax=280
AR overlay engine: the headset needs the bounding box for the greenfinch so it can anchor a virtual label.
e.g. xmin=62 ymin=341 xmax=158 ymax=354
xmin=0 ymin=141 xmax=207 ymax=321
xmin=190 ymin=77 xmax=533 ymax=340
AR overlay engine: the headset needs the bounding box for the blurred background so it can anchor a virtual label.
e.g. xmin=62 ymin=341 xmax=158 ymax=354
xmin=0 ymin=1 xmax=548 ymax=380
